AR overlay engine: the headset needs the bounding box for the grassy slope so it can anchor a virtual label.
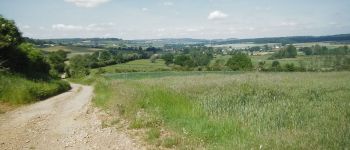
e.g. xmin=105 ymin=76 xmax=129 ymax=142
xmin=0 ymin=73 xmax=71 ymax=108
xmin=94 ymin=72 xmax=350 ymax=149
xmin=93 ymin=59 xmax=171 ymax=73
xmin=41 ymin=46 xmax=102 ymax=58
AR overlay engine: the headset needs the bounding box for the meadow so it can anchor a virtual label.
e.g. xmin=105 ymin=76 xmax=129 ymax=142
xmin=41 ymin=45 xmax=102 ymax=58
xmin=93 ymin=59 xmax=171 ymax=74
xmin=93 ymin=71 xmax=350 ymax=149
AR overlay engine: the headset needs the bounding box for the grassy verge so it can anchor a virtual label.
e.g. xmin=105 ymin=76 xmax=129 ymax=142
xmin=0 ymin=72 xmax=71 ymax=106
xmin=92 ymin=72 xmax=350 ymax=149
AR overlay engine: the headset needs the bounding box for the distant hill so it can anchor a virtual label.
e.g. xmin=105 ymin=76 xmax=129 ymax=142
xmin=26 ymin=33 xmax=350 ymax=47
xmin=212 ymin=34 xmax=350 ymax=45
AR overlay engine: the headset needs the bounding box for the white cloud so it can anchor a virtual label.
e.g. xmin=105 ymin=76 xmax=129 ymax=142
xmin=52 ymin=24 xmax=84 ymax=31
xmin=22 ymin=25 xmax=31 ymax=29
xmin=279 ymin=21 xmax=298 ymax=27
xmin=52 ymin=23 xmax=115 ymax=31
xmin=141 ymin=8 xmax=149 ymax=11
xmin=163 ymin=2 xmax=174 ymax=6
xmin=157 ymin=28 xmax=166 ymax=32
xmin=208 ymin=10 xmax=228 ymax=20
xmin=64 ymin=0 xmax=110 ymax=8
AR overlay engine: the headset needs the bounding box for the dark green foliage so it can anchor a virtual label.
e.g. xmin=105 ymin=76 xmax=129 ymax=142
xmin=249 ymin=46 xmax=261 ymax=54
xmin=174 ymin=54 xmax=194 ymax=67
xmin=46 ymin=50 xmax=68 ymax=77
xmin=68 ymin=55 xmax=90 ymax=78
xmin=285 ymin=63 xmax=296 ymax=72
xmin=210 ymin=59 xmax=226 ymax=71
xmin=161 ymin=53 xmax=174 ymax=65
xmin=271 ymin=60 xmax=281 ymax=71
xmin=304 ymin=45 xmax=349 ymax=56
xmin=99 ymin=51 xmax=112 ymax=61
xmin=257 ymin=61 xmax=266 ymax=71
xmin=0 ymin=16 xmax=52 ymax=78
xmin=226 ymin=53 xmax=253 ymax=71
xmin=270 ymin=45 xmax=297 ymax=59
xmin=0 ymin=15 xmax=23 ymax=47
xmin=172 ymin=47 xmax=213 ymax=68
xmin=190 ymin=50 xmax=212 ymax=67
xmin=300 ymin=47 xmax=313 ymax=55
xmin=0 ymin=15 xmax=71 ymax=106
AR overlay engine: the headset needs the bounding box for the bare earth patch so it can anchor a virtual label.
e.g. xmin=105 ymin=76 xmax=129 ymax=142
xmin=0 ymin=83 xmax=145 ymax=150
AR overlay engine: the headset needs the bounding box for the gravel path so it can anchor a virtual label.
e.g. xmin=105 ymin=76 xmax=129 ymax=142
xmin=0 ymin=83 xmax=144 ymax=150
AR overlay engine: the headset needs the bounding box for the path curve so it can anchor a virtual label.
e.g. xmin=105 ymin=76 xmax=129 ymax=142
xmin=0 ymin=83 xmax=144 ymax=150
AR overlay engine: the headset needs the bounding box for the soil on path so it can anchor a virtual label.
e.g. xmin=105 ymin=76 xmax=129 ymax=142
xmin=0 ymin=83 xmax=144 ymax=150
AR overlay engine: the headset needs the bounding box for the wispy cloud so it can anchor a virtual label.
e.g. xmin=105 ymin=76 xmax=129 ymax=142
xmin=64 ymin=0 xmax=110 ymax=8
xmin=52 ymin=24 xmax=84 ymax=31
xmin=163 ymin=1 xmax=174 ymax=6
xmin=141 ymin=8 xmax=149 ymax=12
xmin=279 ymin=21 xmax=298 ymax=27
xmin=208 ymin=10 xmax=228 ymax=20
xmin=52 ymin=23 xmax=115 ymax=31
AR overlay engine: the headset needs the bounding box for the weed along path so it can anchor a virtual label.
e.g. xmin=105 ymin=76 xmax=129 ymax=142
xmin=0 ymin=83 xmax=144 ymax=150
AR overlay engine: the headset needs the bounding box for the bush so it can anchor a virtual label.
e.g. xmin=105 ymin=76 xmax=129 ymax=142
xmin=226 ymin=53 xmax=253 ymax=71
xmin=284 ymin=63 xmax=296 ymax=72
xmin=271 ymin=60 xmax=282 ymax=71
xmin=161 ymin=53 xmax=174 ymax=65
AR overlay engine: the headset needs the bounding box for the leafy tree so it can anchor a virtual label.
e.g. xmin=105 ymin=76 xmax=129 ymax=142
xmin=68 ymin=55 xmax=90 ymax=78
xmin=190 ymin=50 xmax=212 ymax=67
xmin=99 ymin=51 xmax=112 ymax=61
xmin=17 ymin=43 xmax=50 ymax=77
xmin=47 ymin=50 xmax=68 ymax=77
xmin=249 ymin=46 xmax=261 ymax=53
xmin=300 ymin=47 xmax=313 ymax=55
xmin=0 ymin=15 xmax=23 ymax=48
xmin=210 ymin=59 xmax=226 ymax=71
xmin=271 ymin=60 xmax=281 ymax=71
xmin=226 ymin=53 xmax=253 ymax=71
xmin=174 ymin=54 xmax=194 ymax=67
xmin=269 ymin=45 xmax=297 ymax=59
xmin=285 ymin=45 xmax=297 ymax=58
xmin=161 ymin=53 xmax=174 ymax=65
xmin=0 ymin=15 xmax=52 ymax=78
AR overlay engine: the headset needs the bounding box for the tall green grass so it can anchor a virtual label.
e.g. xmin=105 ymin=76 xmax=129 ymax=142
xmin=0 ymin=73 xmax=71 ymax=105
xmin=94 ymin=72 xmax=350 ymax=149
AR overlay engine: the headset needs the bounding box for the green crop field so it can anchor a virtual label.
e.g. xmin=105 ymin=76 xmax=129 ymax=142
xmin=93 ymin=72 xmax=350 ymax=149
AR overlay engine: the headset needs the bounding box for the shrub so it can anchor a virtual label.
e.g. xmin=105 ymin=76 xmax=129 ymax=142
xmin=285 ymin=63 xmax=296 ymax=72
xmin=226 ymin=53 xmax=253 ymax=71
xmin=271 ymin=60 xmax=282 ymax=71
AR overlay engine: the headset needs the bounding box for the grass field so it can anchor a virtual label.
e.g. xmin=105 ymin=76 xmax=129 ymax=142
xmin=0 ymin=73 xmax=71 ymax=106
xmin=212 ymin=54 xmax=345 ymax=71
xmin=93 ymin=71 xmax=350 ymax=149
xmin=41 ymin=45 xmax=103 ymax=58
xmin=93 ymin=59 xmax=171 ymax=74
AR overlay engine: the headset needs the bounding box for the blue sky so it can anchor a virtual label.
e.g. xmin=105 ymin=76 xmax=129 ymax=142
xmin=0 ymin=0 xmax=349 ymax=39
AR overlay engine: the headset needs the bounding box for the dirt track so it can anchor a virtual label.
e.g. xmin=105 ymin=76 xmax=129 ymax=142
xmin=0 ymin=83 xmax=144 ymax=150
